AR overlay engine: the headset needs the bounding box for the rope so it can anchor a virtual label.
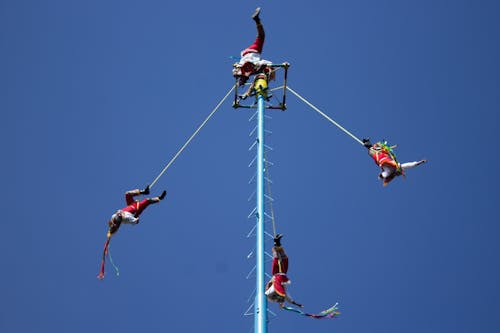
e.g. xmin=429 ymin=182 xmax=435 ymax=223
xmin=149 ymin=85 xmax=235 ymax=188
xmin=286 ymin=86 xmax=364 ymax=145
xmin=264 ymin=151 xmax=277 ymax=237
xmin=264 ymin=152 xmax=282 ymax=273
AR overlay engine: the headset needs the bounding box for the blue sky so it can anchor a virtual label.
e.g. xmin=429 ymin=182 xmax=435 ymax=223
xmin=2 ymin=1 xmax=500 ymax=332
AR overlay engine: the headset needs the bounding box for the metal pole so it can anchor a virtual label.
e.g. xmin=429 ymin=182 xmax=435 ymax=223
xmin=254 ymin=75 xmax=268 ymax=333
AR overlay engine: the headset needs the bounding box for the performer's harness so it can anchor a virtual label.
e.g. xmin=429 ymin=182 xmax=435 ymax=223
xmin=371 ymin=141 xmax=404 ymax=175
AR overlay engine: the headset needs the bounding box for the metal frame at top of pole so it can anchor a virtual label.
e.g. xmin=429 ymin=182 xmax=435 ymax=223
xmin=254 ymin=74 xmax=268 ymax=333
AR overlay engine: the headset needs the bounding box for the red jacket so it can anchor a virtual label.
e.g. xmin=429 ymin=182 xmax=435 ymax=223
xmin=369 ymin=148 xmax=398 ymax=168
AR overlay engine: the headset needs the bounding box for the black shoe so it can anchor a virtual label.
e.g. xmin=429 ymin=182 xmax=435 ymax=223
xmin=158 ymin=190 xmax=167 ymax=200
xmin=238 ymin=76 xmax=249 ymax=87
xmin=252 ymin=7 xmax=261 ymax=21
xmin=140 ymin=185 xmax=150 ymax=195
xmin=274 ymin=233 xmax=283 ymax=246
xmin=362 ymin=138 xmax=372 ymax=149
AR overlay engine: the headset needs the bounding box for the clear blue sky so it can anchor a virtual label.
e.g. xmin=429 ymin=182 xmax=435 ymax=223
xmin=2 ymin=1 xmax=499 ymax=332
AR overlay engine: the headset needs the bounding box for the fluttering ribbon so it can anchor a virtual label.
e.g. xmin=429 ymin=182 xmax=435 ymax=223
xmin=97 ymin=235 xmax=120 ymax=280
xmin=282 ymin=303 xmax=340 ymax=319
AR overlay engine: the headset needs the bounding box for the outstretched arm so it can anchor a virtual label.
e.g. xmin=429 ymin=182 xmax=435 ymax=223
xmin=400 ymin=159 xmax=427 ymax=170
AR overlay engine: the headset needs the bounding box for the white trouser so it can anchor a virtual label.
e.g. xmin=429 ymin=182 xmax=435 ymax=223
xmin=380 ymin=161 xmax=422 ymax=178
xmin=112 ymin=211 xmax=139 ymax=225
xmin=265 ymin=284 xmax=275 ymax=296
xmin=380 ymin=165 xmax=396 ymax=179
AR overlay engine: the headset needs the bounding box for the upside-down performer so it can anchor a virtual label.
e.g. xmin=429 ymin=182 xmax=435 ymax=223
xmin=265 ymin=234 xmax=303 ymax=308
xmin=363 ymin=138 xmax=427 ymax=186
xmin=233 ymin=7 xmax=274 ymax=91
xmin=266 ymin=235 xmax=341 ymax=319
xmin=97 ymin=185 xmax=166 ymax=280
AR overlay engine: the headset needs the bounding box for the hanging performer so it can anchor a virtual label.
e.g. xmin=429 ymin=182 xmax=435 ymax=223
xmin=97 ymin=185 xmax=167 ymax=279
xmin=265 ymin=234 xmax=303 ymax=308
xmin=233 ymin=7 xmax=274 ymax=91
xmin=363 ymin=138 xmax=427 ymax=186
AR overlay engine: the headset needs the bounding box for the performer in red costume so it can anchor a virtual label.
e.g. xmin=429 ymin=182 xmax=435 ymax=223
xmin=363 ymin=138 xmax=427 ymax=186
xmin=265 ymin=234 xmax=303 ymax=308
xmin=233 ymin=7 xmax=273 ymax=87
xmin=107 ymin=185 xmax=166 ymax=237
xmin=98 ymin=185 xmax=166 ymax=279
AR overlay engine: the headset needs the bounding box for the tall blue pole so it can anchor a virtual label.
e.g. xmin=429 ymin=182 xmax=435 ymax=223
xmin=254 ymin=75 xmax=268 ymax=333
